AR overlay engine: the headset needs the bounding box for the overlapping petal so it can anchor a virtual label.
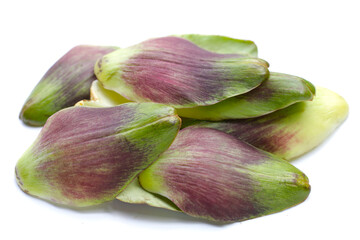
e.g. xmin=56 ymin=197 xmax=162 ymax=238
xmin=95 ymin=36 xmax=269 ymax=108
xmin=182 ymin=87 xmax=348 ymax=160
xmin=177 ymin=72 xmax=315 ymax=120
xmin=139 ymin=127 xmax=310 ymax=222
xmin=176 ymin=34 xmax=258 ymax=57
xmin=15 ymin=103 xmax=180 ymax=207
xmin=20 ymin=45 xmax=118 ymax=126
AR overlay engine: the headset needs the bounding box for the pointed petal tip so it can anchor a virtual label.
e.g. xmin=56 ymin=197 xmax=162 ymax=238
xmin=296 ymin=173 xmax=311 ymax=191
xmin=304 ymin=80 xmax=316 ymax=96
xmin=15 ymin=154 xmax=35 ymax=197
xmin=317 ymin=86 xmax=349 ymax=123
xmin=19 ymin=104 xmax=48 ymax=127
xmin=15 ymin=166 xmax=24 ymax=189
xmin=292 ymin=172 xmax=311 ymax=204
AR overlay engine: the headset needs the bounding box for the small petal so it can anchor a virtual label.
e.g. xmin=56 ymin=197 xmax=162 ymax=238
xmin=116 ymin=178 xmax=180 ymax=211
xmin=139 ymin=127 xmax=310 ymax=222
xmin=90 ymin=80 xmax=130 ymax=106
xmin=15 ymin=103 xmax=180 ymax=207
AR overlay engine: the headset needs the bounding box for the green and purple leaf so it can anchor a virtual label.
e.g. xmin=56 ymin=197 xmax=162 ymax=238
xmin=95 ymin=36 xmax=269 ymax=108
xmin=139 ymin=127 xmax=310 ymax=222
xmin=20 ymin=45 xmax=118 ymax=126
xmin=182 ymin=87 xmax=348 ymax=160
xmin=177 ymin=72 xmax=315 ymax=120
xmin=176 ymin=34 xmax=258 ymax=57
xmin=15 ymin=103 xmax=180 ymax=207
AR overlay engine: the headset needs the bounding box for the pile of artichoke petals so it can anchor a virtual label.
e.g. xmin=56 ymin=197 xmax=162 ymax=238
xmin=16 ymin=34 xmax=348 ymax=223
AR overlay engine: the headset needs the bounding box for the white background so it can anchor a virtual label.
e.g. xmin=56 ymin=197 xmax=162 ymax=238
xmin=1 ymin=0 xmax=359 ymax=239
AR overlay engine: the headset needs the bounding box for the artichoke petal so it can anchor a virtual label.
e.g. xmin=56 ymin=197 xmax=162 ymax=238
xmin=20 ymin=45 xmax=118 ymax=126
xmin=176 ymin=34 xmax=258 ymax=57
xmin=177 ymin=72 xmax=315 ymax=120
xmin=182 ymin=87 xmax=348 ymax=160
xmin=95 ymin=36 xmax=269 ymax=108
xmin=16 ymin=103 xmax=180 ymax=207
xmin=139 ymin=127 xmax=310 ymax=222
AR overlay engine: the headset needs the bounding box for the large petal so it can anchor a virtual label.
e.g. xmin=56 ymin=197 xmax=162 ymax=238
xmin=177 ymin=72 xmax=315 ymax=120
xmin=95 ymin=36 xmax=269 ymax=108
xmin=88 ymin=72 xmax=315 ymax=121
xmin=20 ymin=45 xmax=118 ymax=126
xmin=139 ymin=127 xmax=310 ymax=222
xmin=15 ymin=103 xmax=180 ymax=207
xmin=182 ymin=87 xmax=348 ymax=160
